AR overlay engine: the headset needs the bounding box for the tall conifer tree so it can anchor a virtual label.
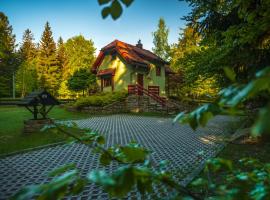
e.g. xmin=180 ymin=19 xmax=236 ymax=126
xmin=0 ymin=12 xmax=16 ymax=97
xmin=16 ymin=29 xmax=38 ymax=97
xmin=37 ymin=22 xmax=60 ymax=95
xmin=19 ymin=29 xmax=37 ymax=60
xmin=56 ymin=37 xmax=66 ymax=78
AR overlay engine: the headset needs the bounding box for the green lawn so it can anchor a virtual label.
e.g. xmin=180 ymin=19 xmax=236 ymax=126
xmin=0 ymin=106 xmax=91 ymax=155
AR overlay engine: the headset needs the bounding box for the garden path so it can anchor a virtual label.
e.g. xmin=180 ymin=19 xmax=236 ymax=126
xmin=0 ymin=115 xmax=239 ymax=199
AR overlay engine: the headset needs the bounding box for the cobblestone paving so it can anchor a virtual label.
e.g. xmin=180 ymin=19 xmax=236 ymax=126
xmin=0 ymin=115 xmax=238 ymax=200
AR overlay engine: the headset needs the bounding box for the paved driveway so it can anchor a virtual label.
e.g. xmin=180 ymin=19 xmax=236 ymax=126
xmin=0 ymin=115 xmax=237 ymax=199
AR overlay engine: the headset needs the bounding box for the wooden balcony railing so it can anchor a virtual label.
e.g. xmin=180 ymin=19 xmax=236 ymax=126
xmin=128 ymin=84 xmax=166 ymax=107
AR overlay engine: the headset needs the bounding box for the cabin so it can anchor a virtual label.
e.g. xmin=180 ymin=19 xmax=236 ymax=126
xmin=92 ymin=40 xmax=173 ymax=97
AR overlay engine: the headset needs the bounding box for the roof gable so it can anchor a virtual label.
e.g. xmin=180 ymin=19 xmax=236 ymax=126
xmin=92 ymin=40 xmax=170 ymax=73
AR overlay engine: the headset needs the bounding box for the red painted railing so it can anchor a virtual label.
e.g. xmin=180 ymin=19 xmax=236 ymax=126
xmin=148 ymin=86 xmax=159 ymax=96
xmin=128 ymin=84 xmax=166 ymax=107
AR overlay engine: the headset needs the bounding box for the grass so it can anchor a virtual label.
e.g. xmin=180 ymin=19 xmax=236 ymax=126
xmin=0 ymin=106 xmax=172 ymax=155
xmin=0 ymin=105 xmax=91 ymax=155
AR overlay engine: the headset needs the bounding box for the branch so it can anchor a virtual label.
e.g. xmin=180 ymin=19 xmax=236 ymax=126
xmin=52 ymin=120 xmax=203 ymax=199
xmin=157 ymin=176 xmax=203 ymax=200
xmin=51 ymin=120 xmax=125 ymax=163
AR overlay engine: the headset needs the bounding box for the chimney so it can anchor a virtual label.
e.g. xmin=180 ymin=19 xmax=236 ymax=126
xmin=136 ymin=39 xmax=143 ymax=49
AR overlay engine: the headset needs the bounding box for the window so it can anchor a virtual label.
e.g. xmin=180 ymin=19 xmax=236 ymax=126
xmin=111 ymin=53 xmax=116 ymax=60
xmin=102 ymin=77 xmax=112 ymax=87
xmin=156 ymin=66 xmax=161 ymax=76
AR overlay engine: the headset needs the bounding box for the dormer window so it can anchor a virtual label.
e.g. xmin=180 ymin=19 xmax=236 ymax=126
xmin=156 ymin=66 xmax=161 ymax=76
xmin=102 ymin=77 xmax=112 ymax=87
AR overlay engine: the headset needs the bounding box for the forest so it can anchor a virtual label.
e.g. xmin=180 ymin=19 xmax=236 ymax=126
xmin=0 ymin=18 xmax=96 ymax=98
xmin=1 ymin=0 xmax=270 ymax=199
xmin=0 ymin=9 xmax=221 ymax=100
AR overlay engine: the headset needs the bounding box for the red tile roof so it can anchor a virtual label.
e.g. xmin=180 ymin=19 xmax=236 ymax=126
xmin=97 ymin=68 xmax=116 ymax=76
xmin=92 ymin=40 xmax=172 ymax=73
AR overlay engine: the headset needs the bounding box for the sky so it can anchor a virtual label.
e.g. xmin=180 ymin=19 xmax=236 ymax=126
xmin=0 ymin=0 xmax=191 ymax=54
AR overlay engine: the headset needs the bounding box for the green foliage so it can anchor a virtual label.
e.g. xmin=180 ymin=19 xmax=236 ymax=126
xmin=184 ymin=0 xmax=270 ymax=85
xmin=252 ymin=104 xmax=270 ymax=137
xmin=99 ymin=142 xmax=149 ymax=165
xmin=169 ymin=26 xmax=219 ymax=99
xmin=56 ymin=37 xmax=66 ymax=72
xmin=12 ymin=169 xmax=86 ymax=200
xmin=219 ymin=67 xmax=270 ymax=107
xmin=48 ymin=164 xmax=77 ymax=177
xmin=19 ymin=29 xmax=37 ymax=61
xmin=16 ymin=29 xmax=38 ymax=97
xmin=37 ymin=22 xmax=60 ymax=95
xmin=223 ymin=67 xmax=236 ymax=83
xmin=64 ymin=35 xmax=96 ymax=76
xmin=191 ymin=158 xmax=270 ymax=200
xmin=58 ymin=80 xmax=76 ymax=99
xmin=152 ymin=18 xmax=170 ymax=61
xmin=89 ymin=166 xmax=137 ymax=198
xmin=98 ymin=0 xmax=134 ymax=20
xmin=0 ymin=12 xmax=17 ymax=97
xmin=15 ymin=61 xmax=38 ymax=97
xmin=67 ymin=68 xmax=96 ymax=95
xmin=174 ymin=65 xmax=270 ymax=134
xmin=57 ymin=35 xmax=96 ymax=98
xmin=74 ymin=91 xmax=128 ymax=108
xmin=170 ymin=26 xmax=201 ymax=72
xmin=174 ymin=103 xmax=221 ymax=130
xmin=185 ymin=76 xmax=219 ymax=99
xmin=1 ymin=18 xmax=96 ymax=99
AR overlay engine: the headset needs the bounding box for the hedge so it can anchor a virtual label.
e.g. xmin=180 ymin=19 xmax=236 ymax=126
xmin=74 ymin=91 xmax=128 ymax=108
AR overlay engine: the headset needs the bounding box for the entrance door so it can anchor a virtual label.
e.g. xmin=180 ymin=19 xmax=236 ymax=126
xmin=137 ymin=73 xmax=144 ymax=96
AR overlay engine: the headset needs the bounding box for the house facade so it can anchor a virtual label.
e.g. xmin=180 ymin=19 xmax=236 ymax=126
xmin=92 ymin=40 xmax=172 ymax=97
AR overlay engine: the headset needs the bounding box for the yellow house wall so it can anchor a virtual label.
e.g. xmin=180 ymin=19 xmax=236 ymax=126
xmin=129 ymin=64 xmax=166 ymax=96
xmin=97 ymin=54 xmax=166 ymax=96
xmin=97 ymin=55 xmax=132 ymax=92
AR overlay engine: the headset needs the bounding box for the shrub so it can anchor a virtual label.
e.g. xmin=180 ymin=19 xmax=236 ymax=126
xmin=74 ymin=91 xmax=128 ymax=108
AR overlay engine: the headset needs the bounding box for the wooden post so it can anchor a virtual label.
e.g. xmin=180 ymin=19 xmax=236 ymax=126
xmin=101 ymin=78 xmax=103 ymax=92
xmin=112 ymin=76 xmax=114 ymax=91
xmin=33 ymin=105 xmax=38 ymax=120
xmin=41 ymin=105 xmax=46 ymax=119
xmin=12 ymin=72 xmax=15 ymax=99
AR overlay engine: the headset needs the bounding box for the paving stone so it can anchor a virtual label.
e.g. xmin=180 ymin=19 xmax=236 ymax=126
xmin=0 ymin=115 xmax=237 ymax=200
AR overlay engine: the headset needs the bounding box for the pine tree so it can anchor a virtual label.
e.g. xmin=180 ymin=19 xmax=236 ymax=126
xmin=37 ymin=22 xmax=60 ymax=95
xmin=0 ymin=12 xmax=16 ymax=97
xmin=56 ymin=36 xmax=70 ymax=98
xmin=152 ymin=18 xmax=170 ymax=61
xmin=16 ymin=29 xmax=38 ymax=97
xmin=19 ymin=29 xmax=37 ymax=60
xmin=56 ymin=37 xmax=66 ymax=79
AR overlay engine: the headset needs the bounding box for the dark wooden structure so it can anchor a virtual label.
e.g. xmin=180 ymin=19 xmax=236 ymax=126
xmin=18 ymin=90 xmax=59 ymax=120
